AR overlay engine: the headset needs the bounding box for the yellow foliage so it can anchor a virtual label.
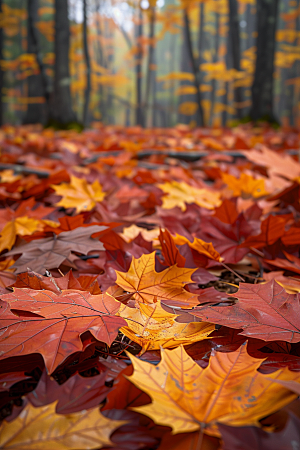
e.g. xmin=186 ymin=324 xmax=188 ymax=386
xmin=118 ymin=301 xmax=214 ymax=352
xmin=178 ymin=101 xmax=198 ymax=115
xmin=51 ymin=176 xmax=106 ymax=213
xmin=158 ymin=180 xmax=221 ymax=211
xmin=127 ymin=344 xmax=300 ymax=435
xmin=175 ymin=85 xmax=197 ymax=96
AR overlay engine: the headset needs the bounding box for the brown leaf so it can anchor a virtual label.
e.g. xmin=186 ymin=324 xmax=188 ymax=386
xmin=6 ymin=225 xmax=106 ymax=274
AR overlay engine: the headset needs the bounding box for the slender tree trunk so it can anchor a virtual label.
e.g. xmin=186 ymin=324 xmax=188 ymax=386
xmin=135 ymin=7 xmax=144 ymax=126
xmin=0 ymin=0 xmax=3 ymax=126
xmin=83 ymin=0 xmax=91 ymax=127
xmin=249 ymin=0 xmax=279 ymax=122
xmin=49 ymin=0 xmax=77 ymax=125
xmin=23 ymin=0 xmax=50 ymax=124
xmin=183 ymin=9 xmax=204 ymax=126
xmin=228 ymin=0 xmax=242 ymax=118
xmin=209 ymin=12 xmax=220 ymax=126
xmin=145 ymin=6 xmax=155 ymax=126
xmin=95 ymin=0 xmax=105 ymax=122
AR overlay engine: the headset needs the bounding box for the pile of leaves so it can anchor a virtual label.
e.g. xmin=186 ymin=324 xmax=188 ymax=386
xmin=0 ymin=123 xmax=300 ymax=449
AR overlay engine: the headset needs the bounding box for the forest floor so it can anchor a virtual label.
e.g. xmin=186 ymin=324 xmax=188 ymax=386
xmin=0 ymin=123 xmax=300 ymax=450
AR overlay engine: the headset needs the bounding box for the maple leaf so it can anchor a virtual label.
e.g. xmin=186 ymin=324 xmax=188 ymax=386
xmin=240 ymin=215 xmax=287 ymax=249
xmin=0 ymin=288 xmax=126 ymax=373
xmin=172 ymin=233 xmax=223 ymax=262
xmin=222 ymin=172 xmax=269 ymax=198
xmin=0 ymin=216 xmax=44 ymax=252
xmin=27 ymin=369 xmax=111 ymax=414
xmin=118 ymin=301 xmax=214 ymax=352
xmin=12 ymin=270 xmax=101 ymax=294
xmin=115 ymin=252 xmax=199 ymax=307
xmin=157 ymin=181 xmax=221 ymax=211
xmin=243 ymin=146 xmax=300 ymax=181
xmin=218 ymin=414 xmax=300 ymax=450
xmin=127 ymin=343 xmax=300 ymax=435
xmin=213 ymin=199 xmax=239 ymax=224
xmin=6 ymin=225 xmax=106 ymax=273
xmin=0 ymin=401 xmax=125 ymax=449
xmin=192 ymin=280 xmax=300 ymax=342
xmin=159 ymin=228 xmax=186 ymax=267
xmin=51 ymin=175 xmax=106 ymax=213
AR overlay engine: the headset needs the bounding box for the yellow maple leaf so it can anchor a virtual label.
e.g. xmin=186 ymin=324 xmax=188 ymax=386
xmin=0 ymin=401 xmax=125 ymax=449
xmin=158 ymin=181 xmax=221 ymax=211
xmin=118 ymin=301 xmax=214 ymax=352
xmin=222 ymin=172 xmax=269 ymax=198
xmin=115 ymin=252 xmax=199 ymax=307
xmin=0 ymin=217 xmax=44 ymax=253
xmin=127 ymin=344 xmax=300 ymax=436
xmin=51 ymin=176 xmax=106 ymax=213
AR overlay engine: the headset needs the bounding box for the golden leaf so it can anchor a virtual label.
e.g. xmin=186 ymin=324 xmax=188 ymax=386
xmin=0 ymin=401 xmax=125 ymax=449
xmin=172 ymin=234 xmax=223 ymax=262
xmin=51 ymin=175 xmax=106 ymax=213
xmin=115 ymin=252 xmax=199 ymax=307
xmin=158 ymin=181 xmax=221 ymax=211
xmin=127 ymin=344 xmax=300 ymax=436
xmin=0 ymin=217 xmax=44 ymax=253
xmin=119 ymin=301 xmax=214 ymax=352
xmin=222 ymin=172 xmax=269 ymax=198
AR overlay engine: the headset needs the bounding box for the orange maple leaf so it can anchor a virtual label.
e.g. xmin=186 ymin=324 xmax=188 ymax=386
xmin=127 ymin=343 xmax=300 ymax=436
xmin=115 ymin=252 xmax=199 ymax=307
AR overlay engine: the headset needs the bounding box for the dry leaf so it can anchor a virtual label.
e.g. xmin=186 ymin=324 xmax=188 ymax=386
xmin=52 ymin=175 xmax=106 ymax=213
xmin=127 ymin=343 xmax=300 ymax=435
xmin=118 ymin=301 xmax=214 ymax=352
xmin=158 ymin=181 xmax=221 ymax=211
xmin=0 ymin=401 xmax=125 ymax=449
xmin=115 ymin=252 xmax=199 ymax=307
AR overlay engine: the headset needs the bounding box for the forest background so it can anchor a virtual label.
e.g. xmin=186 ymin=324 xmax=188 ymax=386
xmin=0 ymin=0 xmax=300 ymax=130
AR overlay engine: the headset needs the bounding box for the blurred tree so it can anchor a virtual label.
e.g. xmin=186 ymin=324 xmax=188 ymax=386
xmin=49 ymin=0 xmax=77 ymax=125
xmin=183 ymin=6 xmax=204 ymax=126
xmin=145 ymin=1 xmax=156 ymax=127
xmin=0 ymin=0 xmax=3 ymax=126
xmin=250 ymin=0 xmax=279 ymax=122
xmin=23 ymin=0 xmax=50 ymax=124
xmin=228 ymin=0 xmax=242 ymax=117
xmin=83 ymin=0 xmax=91 ymax=127
xmin=135 ymin=4 xmax=144 ymax=126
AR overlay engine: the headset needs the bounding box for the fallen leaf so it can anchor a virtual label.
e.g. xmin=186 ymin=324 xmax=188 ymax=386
xmin=52 ymin=175 xmax=106 ymax=213
xmin=0 ymin=288 xmax=126 ymax=373
xmin=159 ymin=228 xmax=186 ymax=267
xmin=6 ymin=225 xmax=106 ymax=273
xmin=118 ymin=301 xmax=214 ymax=352
xmin=27 ymin=369 xmax=111 ymax=414
xmin=222 ymin=172 xmax=269 ymax=198
xmin=0 ymin=401 xmax=125 ymax=449
xmin=0 ymin=217 xmax=44 ymax=252
xmin=158 ymin=181 xmax=221 ymax=211
xmin=172 ymin=233 xmax=223 ymax=262
xmin=193 ymin=280 xmax=300 ymax=342
xmin=115 ymin=252 xmax=199 ymax=307
xmin=127 ymin=343 xmax=299 ymax=435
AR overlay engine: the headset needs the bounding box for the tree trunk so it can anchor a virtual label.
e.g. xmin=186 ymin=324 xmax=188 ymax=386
xmin=209 ymin=12 xmax=220 ymax=126
xmin=135 ymin=7 xmax=144 ymax=126
xmin=23 ymin=0 xmax=50 ymax=124
xmin=145 ymin=6 xmax=155 ymax=126
xmin=249 ymin=0 xmax=279 ymax=122
xmin=0 ymin=0 xmax=3 ymax=126
xmin=228 ymin=0 xmax=242 ymax=118
xmin=183 ymin=9 xmax=204 ymax=126
xmin=49 ymin=0 xmax=77 ymax=125
xmin=83 ymin=0 xmax=91 ymax=127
